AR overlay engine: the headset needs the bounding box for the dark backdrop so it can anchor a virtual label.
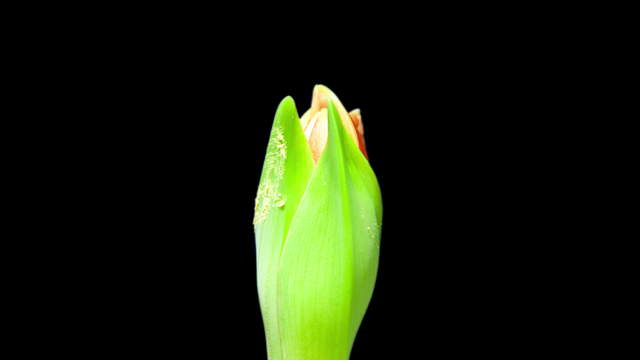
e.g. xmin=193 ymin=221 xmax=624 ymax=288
xmin=68 ymin=41 xmax=553 ymax=358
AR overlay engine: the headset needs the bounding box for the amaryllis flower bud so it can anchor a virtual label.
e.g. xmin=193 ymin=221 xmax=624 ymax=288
xmin=299 ymin=85 xmax=368 ymax=162
xmin=254 ymin=85 xmax=382 ymax=360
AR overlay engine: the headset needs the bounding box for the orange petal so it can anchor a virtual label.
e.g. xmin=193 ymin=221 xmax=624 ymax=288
xmin=349 ymin=109 xmax=364 ymax=135
xmin=312 ymin=85 xmax=358 ymax=144
xmin=299 ymin=109 xmax=311 ymax=130
xmin=307 ymin=108 xmax=328 ymax=163
xmin=349 ymin=109 xmax=368 ymax=159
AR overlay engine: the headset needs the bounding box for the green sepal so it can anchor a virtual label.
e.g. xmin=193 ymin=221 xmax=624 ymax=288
xmin=254 ymin=96 xmax=315 ymax=360
xmin=276 ymin=101 xmax=382 ymax=360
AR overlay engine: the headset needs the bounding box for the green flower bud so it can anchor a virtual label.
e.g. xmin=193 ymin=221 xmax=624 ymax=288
xmin=254 ymin=86 xmax=382 ymax=360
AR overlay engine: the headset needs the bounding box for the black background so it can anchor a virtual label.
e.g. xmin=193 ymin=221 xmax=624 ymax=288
xmin=50 ymin=28 xmax=563 ymax=358
xmin=11 ymin=2 xmax=615 ymax=356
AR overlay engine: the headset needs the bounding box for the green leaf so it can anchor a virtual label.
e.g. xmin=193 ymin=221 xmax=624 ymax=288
xmin=254 ymin=96 xmax=315 ymax=360
xmin=276 ymin=101 xmax=382 ymax=360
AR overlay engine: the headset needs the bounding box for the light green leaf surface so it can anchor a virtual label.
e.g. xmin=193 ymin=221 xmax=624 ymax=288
xmin=276 ymin=102 xmax=382 ymax=360
xmin=254 ymin=96 xmax=315 ymax=360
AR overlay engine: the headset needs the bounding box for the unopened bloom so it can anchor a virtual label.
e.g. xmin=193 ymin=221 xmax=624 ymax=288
xmin=254 ymin=85 xmax=382 ymax=360
xmin=298 ymin=86 xmax=368 ymax=162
